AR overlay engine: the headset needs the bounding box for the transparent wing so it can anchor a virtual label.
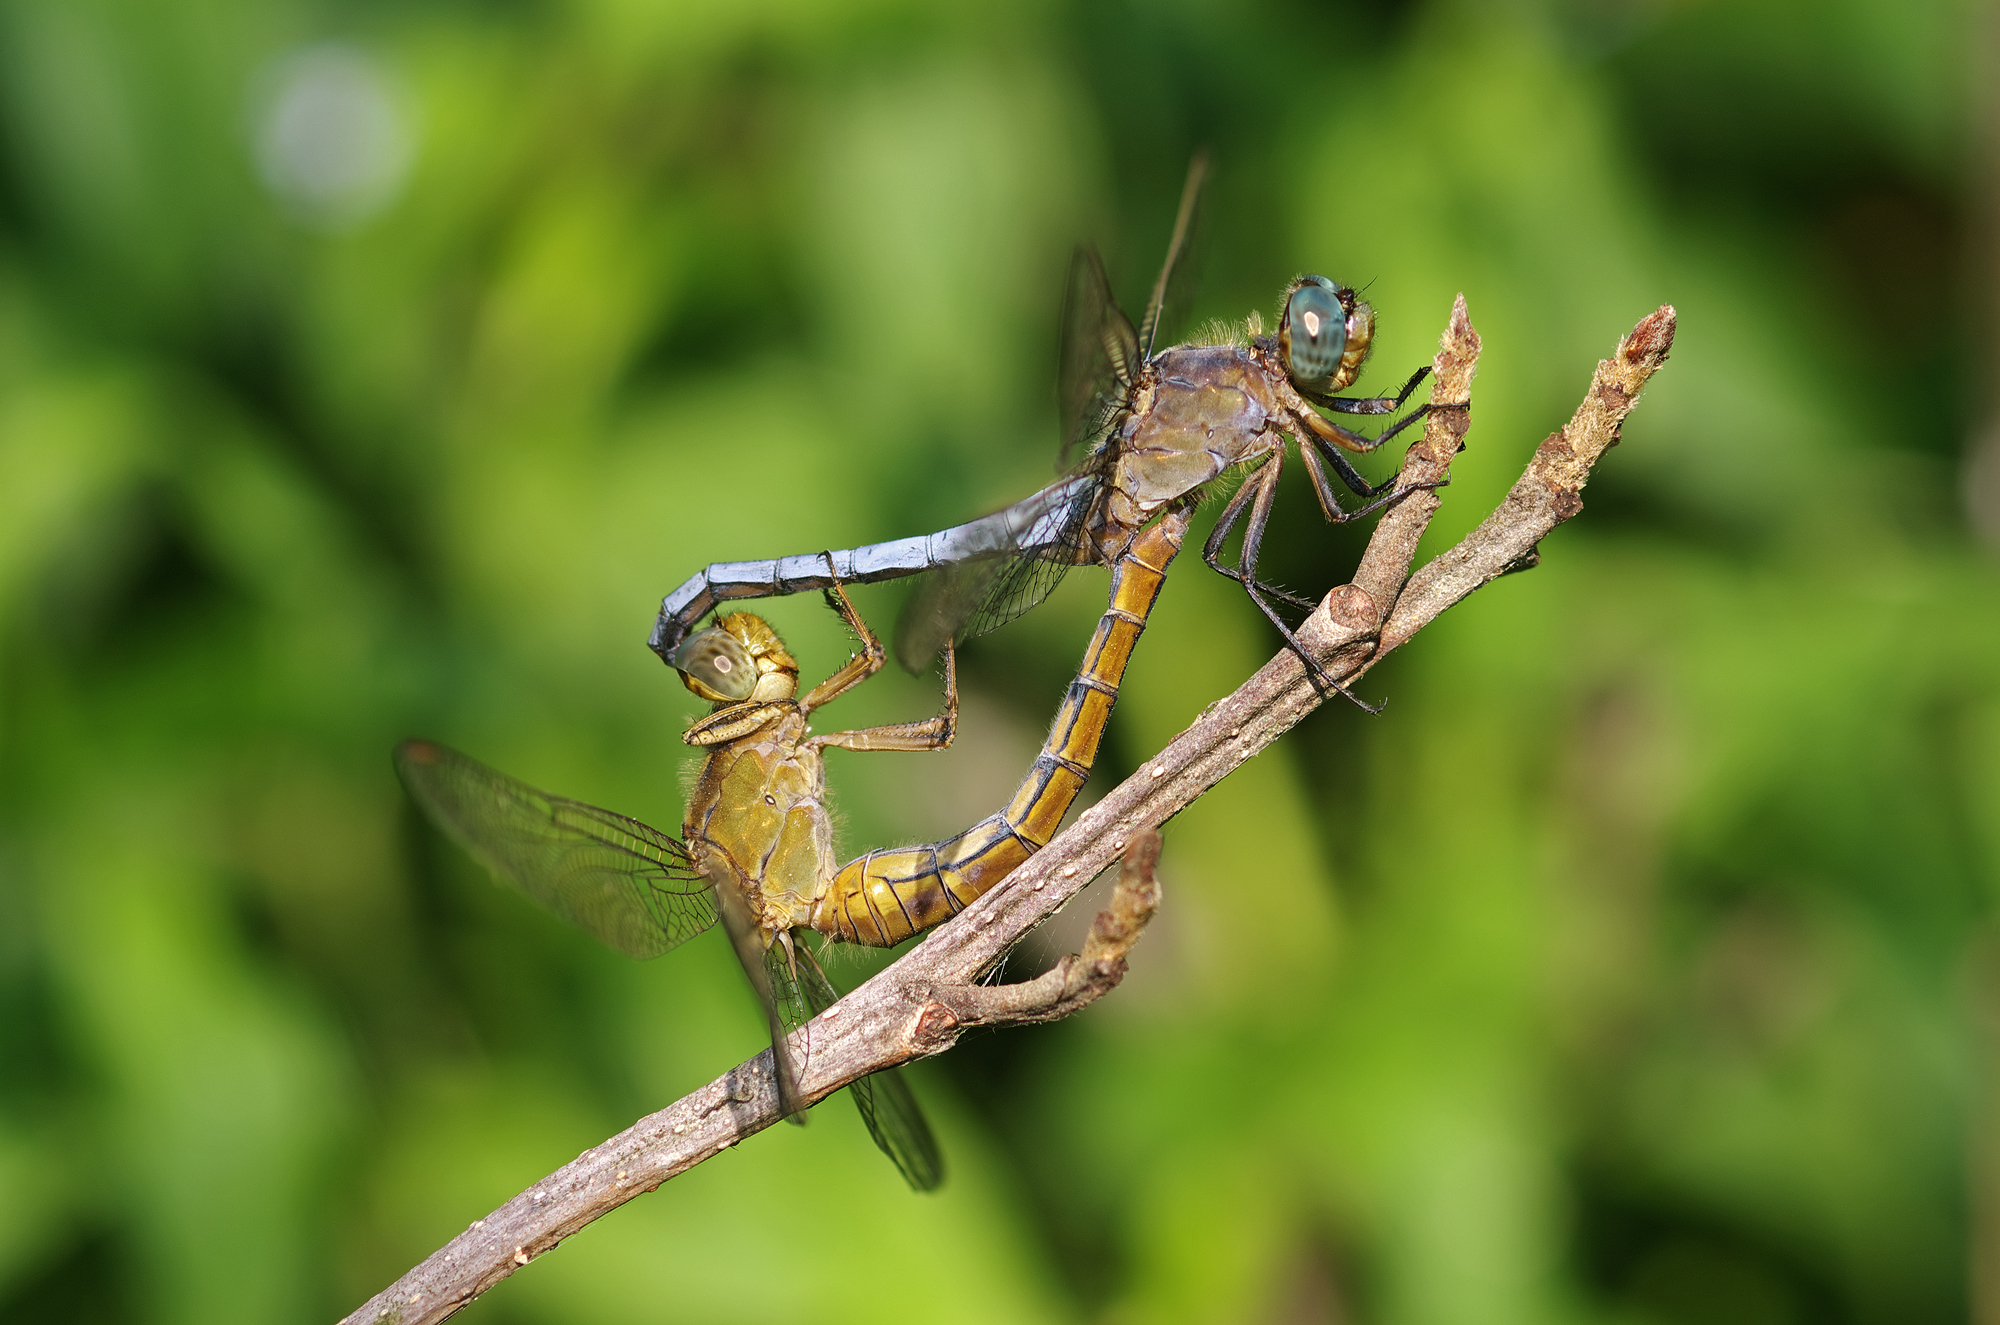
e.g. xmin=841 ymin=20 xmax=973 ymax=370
xmin=893 ymin=479 xmax=1096 ymax=673
xmin=794 ymin=943 xmax=944 ymax=1192
xmin=394 ymin=739 xmax=716 ymax=959
xmin=1057 ymin=244 xmax=1139 ymax=472
xmin=847 ymin=1066 xmax=944 ymax=1193
xmin=716 ymin=906 xmax=804 ymax=1120
xmin=1136 ymin=151 xmax=1210 ymax=361
xmin=765 ymin=939 xmax=819 ymax=1037
xmin=953 ymin=527 xmax=1087 ymax=643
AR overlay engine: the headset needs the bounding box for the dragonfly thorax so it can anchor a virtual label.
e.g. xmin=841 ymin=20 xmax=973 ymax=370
xmin=1098 ymin=343 xmax=1281 ymax=533
xmin=685 ymin=708 xmax=832 ymax=933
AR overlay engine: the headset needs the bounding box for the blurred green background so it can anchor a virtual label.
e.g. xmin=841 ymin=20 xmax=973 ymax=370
xmin=0 ymin=0 xmax=1991 ymax=1321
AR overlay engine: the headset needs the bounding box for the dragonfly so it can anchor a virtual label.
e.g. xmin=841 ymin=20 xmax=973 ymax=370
xmin=647 ymin=156 xmax=1434 ymax=708
xmin=395 ymin=508 xmax=1186 ymax=1190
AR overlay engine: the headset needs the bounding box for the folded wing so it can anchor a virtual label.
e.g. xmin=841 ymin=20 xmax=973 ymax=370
xmin=780 ymin=942 xmax=945 ymax=1192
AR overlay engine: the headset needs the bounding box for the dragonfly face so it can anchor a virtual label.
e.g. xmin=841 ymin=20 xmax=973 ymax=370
xmin=1279 ymin=274 xmax=1374 ymax=394
xmin=671 ymin=612 xmax=799 ymax=704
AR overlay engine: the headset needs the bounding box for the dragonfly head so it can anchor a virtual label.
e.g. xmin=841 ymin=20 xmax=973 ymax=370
xmin=1279 ymin=275 xmax=1374 ymax=393
xmin=670 ymin=614 xmax=799 ymax=704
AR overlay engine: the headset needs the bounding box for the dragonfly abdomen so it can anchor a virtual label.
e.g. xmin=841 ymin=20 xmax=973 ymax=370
xmin=816 ymin=508 xmax=1187 ymax=947
xmin=648 ymin=476 xmax=1099 ymax=662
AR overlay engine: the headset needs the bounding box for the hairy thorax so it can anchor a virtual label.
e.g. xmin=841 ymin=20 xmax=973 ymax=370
xmin=682 ymin=706 xmax=833 ymax=935
xmin=1103 ymin=344 xmax=1285 ymax=535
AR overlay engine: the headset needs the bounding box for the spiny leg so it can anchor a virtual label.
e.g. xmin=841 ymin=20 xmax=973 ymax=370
xmin=684 ymin=700 xmax=789 ymax=748
xmin=1203 ymin=456 xmax=1315 ymax=611
xmin=1297 ymin=434 xmax=1355 ymax=521
xmin=801 ymin=553 xmax=887 ymax=712
xmin=1229 ymin=453 xmax=1382 ymax=714
xmin=811 ymin=643 xmax=959 ymax=753
xmin=1314 ymin=397 xmax=1432 ymax=461
xmin=1322 ymin=363 xmax=1432 ymax=415
xmin=1304 ymin=433 xmax=1451 ymax=515
xmin=1198 ymin=454 xmax=1375 ymax=707
xmin=1308 ymin=433 xmax=1377 ymax=498
xmin=1201 ymin=461 xmax=1264 ymax=577
xmin=1297 ymin=424 xmax=1439 ymax=520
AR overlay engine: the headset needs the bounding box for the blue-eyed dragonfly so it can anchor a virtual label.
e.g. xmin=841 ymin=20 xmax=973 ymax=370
xmin=648 ymin=156 xmax=1433 ymax=707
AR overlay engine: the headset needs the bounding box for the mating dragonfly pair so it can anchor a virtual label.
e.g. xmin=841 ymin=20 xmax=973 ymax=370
xmin=397 ymin=158 xmax=1437 ymax=1191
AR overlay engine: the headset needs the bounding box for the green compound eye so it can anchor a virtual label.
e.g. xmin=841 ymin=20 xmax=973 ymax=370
xmin=1280 ymin=276 xmax=1348 ymax=390
xmin=671 ymin=627 xmax=756 ymax=702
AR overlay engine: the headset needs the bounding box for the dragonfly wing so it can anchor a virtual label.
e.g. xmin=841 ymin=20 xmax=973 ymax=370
xmin=1057 ymin=244 xmax=1139 ymax=472
xmin=762 ymin=939 xmax=817 ymax=1119
xmin=794 ymin=944 xmax=944 ymax=1192
xmin=892 ymin=477 xmax=1097 ymax=672
xmin=394 ymin=740 xmax=715 ymax=959
xmin=846 ymin=1068 xmax=945 ymax=1193
xmin=710 ymin=888 xmax=802 ymax=1119
xmin=1136 ymin=152 xmax=1210 ymax=361
xmin=954 ymin=539 xmax=1079 ymax=644
xmin=894 ymin=554 xmax=1002 ymax=675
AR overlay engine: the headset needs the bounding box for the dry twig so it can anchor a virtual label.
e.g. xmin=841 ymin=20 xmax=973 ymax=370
xmin=343 ymin=297 xmax=1675 ymax=1325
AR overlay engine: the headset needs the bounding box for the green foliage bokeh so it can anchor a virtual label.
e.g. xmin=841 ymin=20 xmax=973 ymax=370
xmin=0 ymin=1 xmax=1992 ymax=1322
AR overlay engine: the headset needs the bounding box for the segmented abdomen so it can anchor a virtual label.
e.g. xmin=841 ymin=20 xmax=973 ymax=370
xmin=815 ymin=509 xmax=1187 ymax=946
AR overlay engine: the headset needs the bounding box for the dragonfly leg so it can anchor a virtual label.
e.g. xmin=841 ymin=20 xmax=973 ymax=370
xmin=1309 ymin=395 xmax=1434 ymax=459
xmin=1202 ymin=461 xmax=1262 ymax=557
xmin=1323 ymin=363 xmax=1432 ymax=415
xmin=811 ymin=643 xmax=959 ymax=753
xmin=1298 ymin=433 xmax=1361 ymax=519
xmin=685 ymin=700 xmax=791 ymax=747
xmin=1239 ymin=575 xmax=1383 ymax=713
xmin=1300 ymin=429 xmax=1452 ymax=518
xmin=1203 ymin=457 xmax=1316 ymax=611
xmin=800 ymin=556 xmax=887 ymax=712
xmin=1211 ymin=453 xmax=1383 ymax=712
xmin=1317 ymin=435 xmax=1379 ymax=497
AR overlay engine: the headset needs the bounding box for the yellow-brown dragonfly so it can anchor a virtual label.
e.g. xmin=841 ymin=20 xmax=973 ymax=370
xmin=647 ymin=157 xmax=1432 ymax=708
xmin=396 ymin=510 xmax=1186 ymax=1189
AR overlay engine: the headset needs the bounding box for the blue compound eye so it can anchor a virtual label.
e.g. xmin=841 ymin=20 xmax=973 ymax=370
xmin=1281 ymin=276 xmax=1348 ymax=389
xmin=671 ymin=627 xmax=756 ymax=702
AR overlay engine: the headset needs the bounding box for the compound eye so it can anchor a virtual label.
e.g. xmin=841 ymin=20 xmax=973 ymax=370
xmin=1281 ymin=276 xmax=1348 ymax=390
xmin=671 ymin=628 xmax=756 ymax=702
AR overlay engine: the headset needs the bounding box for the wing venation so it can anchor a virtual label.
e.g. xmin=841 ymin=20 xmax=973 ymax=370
xmin=893 ymin=480 xmax=1095 ymax=672
xmin=394 ymin=740 xmax=716 ymax=959
xmin=1057 ymin=245 xmax=1138 ymax=472
xmin=1137 ymin=152 xmax=1210 ymax=361
xmin=794 ymin=945 xmax=944 ymax=1191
